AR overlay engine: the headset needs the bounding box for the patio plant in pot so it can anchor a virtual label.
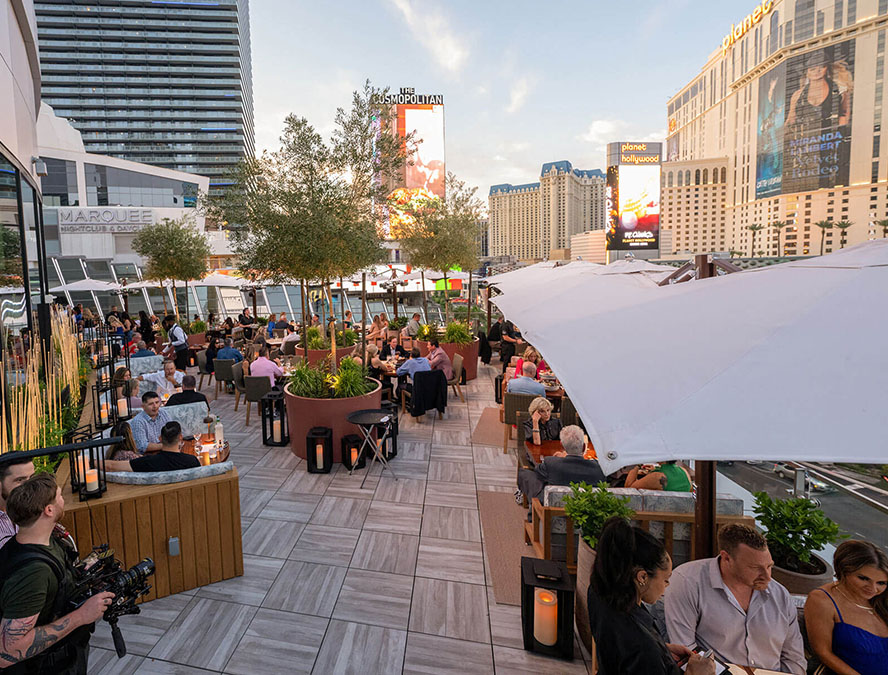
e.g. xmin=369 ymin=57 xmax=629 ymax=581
xmin=752 ymin=491 xmax=841 ymax=594
xmin=299 ymin=327 xmax=359 ymax=365
xmin=441 ymin=320 xmax=479 ymax=381
xmin=562 ymin=481 xmax=636 ymax=655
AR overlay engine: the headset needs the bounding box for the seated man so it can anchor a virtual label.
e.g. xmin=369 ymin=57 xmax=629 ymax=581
xmin=507 ymin=361 xmax=546 ymax=396
xmin=126 ymin=331 xmax=142 ymax=355
xmin=131 ymin=340 xmax=156 ymax=358
xmin=216 ymin=338 xmax=244 ymax=363
xmin=516 ymin=425 xmax=605 ymax=504
xmin=404 ymin=312 xmax=422 ymax=337
xmin=128 ymin=391 xmax=172 ymax=454
xmin=523 ymin=396 xmax=562 ymax=444
xmin=274 ymin=312 xmax=293 ymax=331
xmin=166 ymin=375 xmax=209 ymax=408
xmin=381 ymin=336 xmax=407 ymax=361
xmin=396 ymin=347 xmax=430 ymax=382
xmin=426 ymin=338 xmax=453 ymax=381
xmin=281 ymin=324 xmax=300 ymax=346
xmin=138 ymin=358 xmax=184 ymax=397
xmin=249 ymin=346 xmax=283 ymax=386
xmin=106 ymin=421 xmax=200 ymax=472
xmin=664 ymin=524 xmax=805 ymax=675
xmin=0 ymin=455 xmax=35 ymax=547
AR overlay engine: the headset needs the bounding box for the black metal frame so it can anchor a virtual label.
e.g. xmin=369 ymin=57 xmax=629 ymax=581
xmin=260 ymin=391 xmax=289 ymax=446
xmin=306 ymin=426 xmax=333 ymax=473
xmin=340 ymin=433 xmax=366 ymax=471
xmin=520 ymin=556 xmax=574 ymax=660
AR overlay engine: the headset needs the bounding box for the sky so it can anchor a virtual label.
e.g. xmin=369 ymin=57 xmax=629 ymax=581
xmin=250 ymin=0 xmax=753 ymax=199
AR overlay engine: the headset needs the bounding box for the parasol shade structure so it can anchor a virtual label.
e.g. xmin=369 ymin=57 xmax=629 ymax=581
xmin=49 ymin=279 xmax=121 ymax=294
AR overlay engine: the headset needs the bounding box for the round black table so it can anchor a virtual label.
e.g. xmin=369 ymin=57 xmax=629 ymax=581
xmin=346 ymin=408 xmax=399 ymax=487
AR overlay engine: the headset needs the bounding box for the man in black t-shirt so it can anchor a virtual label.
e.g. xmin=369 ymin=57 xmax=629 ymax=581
xmin=105 ymin=421 xmax=200 ymax=473
xmin=165 ymin=375 xmax=209 ymax=409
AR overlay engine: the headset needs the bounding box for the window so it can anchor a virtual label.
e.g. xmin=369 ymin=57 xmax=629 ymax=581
xmin=720 ymin=167 xmax=727 ymax=183
xmin=703 ymin=169 xmax=709 ymax=183
xmin=84 ymin=164 xmax=198 ymax=208
xmin=40 ymin=158 xmax=78 ymax=206
xmin=668 ymin=172 xmax=674 ymax=188
xmin=695 ymin=169 xmax=701 ymax=185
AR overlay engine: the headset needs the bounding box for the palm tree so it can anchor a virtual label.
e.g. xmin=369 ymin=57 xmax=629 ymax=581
xmin=814 ymin=220 xmax=833 ymax=256
xmin=770 ymin=220 xmax=789 ymax=257
xmin=877 ymin=218 xmax=888 ymax=238
xmin=832 ymin=220 xmax=853 ymax=249
xmin=746 ymin=223 xmax=765 ymax=257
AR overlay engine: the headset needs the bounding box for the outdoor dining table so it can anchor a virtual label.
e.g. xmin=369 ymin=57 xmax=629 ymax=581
xmin=181 ymin=434 xmax=231 ymax=464
xmin=523 ymin=439 xmax=597 ymax=468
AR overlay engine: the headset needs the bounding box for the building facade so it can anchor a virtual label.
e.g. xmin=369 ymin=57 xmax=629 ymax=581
xmin=34 ymin=0 xmax=254 ymax=195
xmin=489 ymin=161 xmax=605 ymax=261
xmin=664 ymin=0 xmax=888 ymax=257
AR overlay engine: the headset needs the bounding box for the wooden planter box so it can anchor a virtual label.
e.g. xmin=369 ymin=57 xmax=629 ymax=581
xmin=59 ymin=461 xmax=243 ymax=602
xmin=285 ymin=378 xmax=382 ymax=463
xmin=415 ymin=338 xmax=480 ymax=381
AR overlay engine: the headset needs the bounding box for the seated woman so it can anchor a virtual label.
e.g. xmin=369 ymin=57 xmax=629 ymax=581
xmin=378 ymin=312 xmax=390 ymax=335
xmin=222 ymin=317 xmax=235 ymax=336
xmin=589 ymin=517 xmax=713 ymax=675
xmin=266 ymin=314 xmax=277 ymax=338
xmin=365 ymin=344 xmax=393 ymax=398
xmin=514 ymin=346 xmax=549 ymax=380
xmin=367 ymin=314 xmax=384 ymax=339
xmin=112 ymin=366 xmax=132 ymax=401
xmin=206 ymin=336 xmax=220 ymax=374
xmin=624 ymin=460 xmax=693 ymax=492
xmin=523 ymin=396 xmax=562 ymax=445
xmin=109 ymin=421 xmax=141 ymax=460
xmin=805 ymin=540 xmax=888 ymax=675
xmin=343 ymin=310 xmax=353 ymax=330
xmin=123 ymin=379 xmax=142 ymax=412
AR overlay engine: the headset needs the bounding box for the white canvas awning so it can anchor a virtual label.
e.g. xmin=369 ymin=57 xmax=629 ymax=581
xmin=49 ymin=279 xmax=121 ymax=293
xmin=492 ymin=240 xmax=888 ymax=474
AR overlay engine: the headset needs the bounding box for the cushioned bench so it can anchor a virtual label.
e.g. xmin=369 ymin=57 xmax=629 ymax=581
xmin=128 ymin=355 xmax=164 ymax=377
xmin=106 ymin=461 xmax=234 ymax=484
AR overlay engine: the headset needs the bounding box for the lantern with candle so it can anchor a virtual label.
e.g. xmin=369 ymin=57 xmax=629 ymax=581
xmin=305 ymin=426 xmax=333 ymax=473
xmin=340 ymin=434 xmax=366 ymax=471
xmin=260 ymin=391 xmax=289 ymax=446
xmin=67 ymin=441 xmax=108 ymax=501
xmin=520 ymin=557 xmax=574 ymax=659
xmin=379 ymin=400 xmax=399 ymax=459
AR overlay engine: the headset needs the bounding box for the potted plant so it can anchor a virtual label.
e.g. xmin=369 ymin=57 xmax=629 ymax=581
xmin=388 ymin=316 xmax=408 ymax=335
xmin=562 ymin=482 xmax=635 ymax=656
xmin=284 ymin=357 xmax=382 ymax=462
xmin=752 ymin=492 xmax=841 ymax=594
xmin=298 ymin=326 xmax=358 ymax=366
xmin=440 ymin=321 xmax=479 ymax=381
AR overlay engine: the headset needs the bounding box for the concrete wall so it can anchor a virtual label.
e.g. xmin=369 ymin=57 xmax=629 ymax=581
xmin=0 ymin=0 xmax=40 ymax=181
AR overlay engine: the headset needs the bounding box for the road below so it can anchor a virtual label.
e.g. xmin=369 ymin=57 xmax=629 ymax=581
xmin=718 ymin=462 xmax=888 ymax=551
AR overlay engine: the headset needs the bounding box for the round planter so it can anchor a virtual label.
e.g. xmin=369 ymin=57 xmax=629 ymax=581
xmin=297 ymin=344 xmax=356 ymax=367
xmin=415 ymin=338 xmax=480 ymax=381
xmin=284 ymin=378 xmax=382 ymax=462
xmin=771 ymin=553 xmax=834 ymax=595
xmin=575 ymin=539 xmax=597 ymax=659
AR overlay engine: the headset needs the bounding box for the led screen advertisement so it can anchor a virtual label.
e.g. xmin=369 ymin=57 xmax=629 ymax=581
xmin=606 ymin=164 xmax=661 ymax=250
xmin=755 ymin=40 xmax=855 ymax=197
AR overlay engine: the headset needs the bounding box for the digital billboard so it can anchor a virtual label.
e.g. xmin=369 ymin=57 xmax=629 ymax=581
xmin=606 ymin=142 xmax=661 ymax=251
xmin=755 ymin=40 xmax=855 ymax=197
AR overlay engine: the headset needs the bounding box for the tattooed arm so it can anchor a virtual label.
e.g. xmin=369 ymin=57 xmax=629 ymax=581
xmin=0 ymin=592 xmax=113 ymax=669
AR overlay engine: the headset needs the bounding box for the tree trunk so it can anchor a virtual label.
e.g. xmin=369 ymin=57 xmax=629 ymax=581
xmin=420 ymin=270 xmax=428 ymax=322
xmin=300 ymin=279 xmax=309 ymax=361
xmin=466 ymin=271 xmax=472 ymax=323
xmin=325 ymin=282 xmax=337 ymax=373
xmin=251 ymin=287 xmax=257 ymax=319
xmin=393 ymin=283 xmax=398 ymax=321
xmin=820 ymin=230 xmax=825 ymax=256
xmin=185 ymin=280 xmax=189 ymax=326
xmin=339 ymin=276 xmax=345 ymax=326
xmin=172 ymin=280 xmax=178 ymax=319
xmin=361 ymin=272 xmax=367 ymax=362
xmin=161 ymin=284 xmax=168 ymax=315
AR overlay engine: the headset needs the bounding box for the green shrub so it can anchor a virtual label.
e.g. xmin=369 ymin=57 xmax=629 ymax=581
xmin=562 ymin=482 xmax=636 ymax=549
xmin=287 ymin=360 xmax=329 ymax=399
xmin=389 ymin=316 xmax=408 ymax=331
xmin=337 ymin=329 xmax=358 ymax=347
xmin=752 ymin=492 xmax=842 ymax=571
xmin=416 ymin=324 xmax=438 ymax=342
xmin=286 ymin=357 xmax=374 ymax=400
xmin=442 ymin=321 xmax=473 ymax=345
xmin=256 ymin=316 xmax=268 ymax=326
xmin=331 ymin=357 xmax=374 ymax=398
xmin=189 ymin=320 xmax=207 ymax=334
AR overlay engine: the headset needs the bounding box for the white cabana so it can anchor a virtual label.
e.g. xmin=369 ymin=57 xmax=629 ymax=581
xmin=49 ymin=279 xmax=121 ymax=293
xmin=492 ymin=240 xmax=888 ymax=474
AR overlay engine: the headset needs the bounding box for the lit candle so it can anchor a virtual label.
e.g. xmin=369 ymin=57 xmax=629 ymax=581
xmin=199 ymin=447 xmax=211 ymax=466
xmin=75 ymin=454 xmax=88 ymax=480
xmin=533 ymin=588 xmax=558 ymax=646
xmin=84 ymin=469 xmax=99 ymax=493
xmin=100 ymin=403 xmax=108 ymax=425
xmin=315 ymin=442 xmax=324 ymax=469
xmin=351 ymin=446 xmax=359 ymax=465
xmin=117 ymin=398 xmax=127 ymax=417
xmin=272 ymin=419 xmax=281 ymax=443
xmin=91 ymin=354 xmax=98 ymax=367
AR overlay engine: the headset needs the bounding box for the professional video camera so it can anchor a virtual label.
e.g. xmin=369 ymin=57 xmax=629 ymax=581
xmin=69 ymin=545 xmax=155 ymax=657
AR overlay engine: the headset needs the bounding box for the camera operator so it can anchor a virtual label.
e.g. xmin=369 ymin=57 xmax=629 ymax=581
xmin=0 ymin=474 xmax=113 ymax=674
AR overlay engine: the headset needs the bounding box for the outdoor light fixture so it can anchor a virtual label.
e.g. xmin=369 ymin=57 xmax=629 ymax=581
xmin=31 ymin=157 xmax=48 ymax=177
xmin=69 ymin=442 xmax=108 ymax=501
xmin=340 ymin=433 xmax=365 ymax=471
xmin=260 ymin=391 xmax=289 ymax=446
xmin=306 ymin=426 xmax=333 ymax=473
xmin=520 ymin=557 xmax=574 ymax=659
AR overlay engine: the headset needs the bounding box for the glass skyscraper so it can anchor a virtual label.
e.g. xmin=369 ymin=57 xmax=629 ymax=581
xmin=34 ymin=0 xmax=254 ymax=195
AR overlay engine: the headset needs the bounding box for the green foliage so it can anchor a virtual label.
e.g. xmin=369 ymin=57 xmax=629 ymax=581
xmin=752 ymin=492 xmax=841 ymax=569
xmin=0 ymin=226 xmax=22 ymax=285
xmin=307 ymin=335 xmax=326 ymax=350
xmin=256 ymin=317 xmax=268 ymax=327
xmin=286 ymin=357 xmax=374 ymax=400
xmin=337 ymin=328 xmax=358 ymax=347
xmin=416 ymin=324 xmax=438 ymax=342
xmin=389 ymin=316 xmax=408 ymax=331
xmin=189 ymin=320 xmax=207 ymax=334
xmin=305 ymin=326 xmax=321 ymax=341
xmin=442 ymin=321 xmax=473 ymax=345
xmin=330 ymin=357 xmax=374 ymax=398
xmin=287 ymin=360 xmax=330 ymax=399
xmin=562 ymin=482 xmax=636 ymax=549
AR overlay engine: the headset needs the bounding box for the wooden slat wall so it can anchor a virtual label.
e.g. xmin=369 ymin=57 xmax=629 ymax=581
xmin=60 ymin=470 xmax=243 ymax=600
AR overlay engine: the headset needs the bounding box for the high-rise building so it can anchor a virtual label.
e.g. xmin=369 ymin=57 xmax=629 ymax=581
xmin=489 ymin=161 xmax=605 ymax=261
xmin=664 ymin=0 xmax=888 ymax=257
xmin=34 ymin=0 xmax=254 ymax=196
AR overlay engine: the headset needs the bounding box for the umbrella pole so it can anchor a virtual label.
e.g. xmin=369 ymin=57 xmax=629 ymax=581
xmin=301 ymin=280 xmax=309 ymax=361
xmin=421 ymin=271 xmax=428 ymax=322
xmin=361 ymin=272 xmax=367 ymax=361
xmin=466 ymin=271 xmax=472 ymax=324
xmin=393 ymin=283 xmax=398 ymax=321
xmin=693 ymin=253 xmax=717 ymax=560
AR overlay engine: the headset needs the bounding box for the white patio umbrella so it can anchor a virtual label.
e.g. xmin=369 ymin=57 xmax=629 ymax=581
xmin=494 ymin=239 xmax=888 ymax=475
xmin=125 ymin=279 xmax=175 ymax=289
xmin=48 ymin=279 xmax=121 ymax=294
xmin=193 ymin=273 xmax=244 ymax=288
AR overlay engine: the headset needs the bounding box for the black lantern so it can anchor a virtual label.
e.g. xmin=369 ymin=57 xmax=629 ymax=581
xmin=261 ymin=391 xmax=289 ymax=446
xmin=92 ymin=382 xmax=114 ymax=430
xmin=68 ymin=443 xmax=108 ymax=501
xmin=380 ymin=400 xmax=398 ymax=459
xmin=340 ymin=433 xmax=366 ymax=471
xmin=306 ymin=426 xmax=333 ymax=473
xmin=520 ymin=557 xmax=574 ymax=660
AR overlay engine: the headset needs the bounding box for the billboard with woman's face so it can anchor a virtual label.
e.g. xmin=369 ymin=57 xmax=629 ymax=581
xmin=755 ymin=40 xmax=855 ymax=196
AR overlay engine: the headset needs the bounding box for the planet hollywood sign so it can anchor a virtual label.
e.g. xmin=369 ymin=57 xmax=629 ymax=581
xmin=58 ymin=208 xmax=155 ymax=233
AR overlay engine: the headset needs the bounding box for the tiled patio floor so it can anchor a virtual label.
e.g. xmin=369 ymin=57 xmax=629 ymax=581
xmin=88 ymin=361 xmax=593 ymax=674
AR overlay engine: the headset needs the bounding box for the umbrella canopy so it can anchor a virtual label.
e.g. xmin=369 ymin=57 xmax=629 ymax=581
xmin=49 ymin=279 xmax=121 ymax=294
xmin=125 ymin=279 xmax=175 ymax=289
xmin=493 ymin=240 xmax=888 ymax=474
xmin=193 ymin=273 xmax=244 ymax=288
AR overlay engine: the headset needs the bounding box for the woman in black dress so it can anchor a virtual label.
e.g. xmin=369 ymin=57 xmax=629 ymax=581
xmin=138 ymin=310 xmax=155 ymax=347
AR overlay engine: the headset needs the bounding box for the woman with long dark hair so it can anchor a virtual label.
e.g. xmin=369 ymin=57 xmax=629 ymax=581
xmin=805 ymin=540 xmax=888 ymax=675
xmin=589 ymin=517 xmax=714 ymax=675
xmin=138 ymin=310 xmax=155 ymax=346
xmin=205 ymin=336 xmax=220 ymax=374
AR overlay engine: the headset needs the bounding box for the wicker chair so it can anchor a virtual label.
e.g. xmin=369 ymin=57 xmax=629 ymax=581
xmin=213 ymin=359 xmax=236 ymax=399
xmin=502 ymin=392 xmax=539 ymax=454
xmin=561 ymin=395 xmax=578 ymax=427
xmin=447 ymin=353 xmax=465 ymax=402
xmin=242 ymin=376 xmax=272 ymax=425
xmin=196 ymin=350 xmax=213 ymax=391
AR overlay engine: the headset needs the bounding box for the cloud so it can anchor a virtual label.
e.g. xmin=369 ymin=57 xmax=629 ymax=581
xmin=578 ymin=119 xmax=626 ymax=145
xmin=506 ymin=77 xmax=531 ymax=114
xmin=389 ymin=0 xmax=469 ymax=74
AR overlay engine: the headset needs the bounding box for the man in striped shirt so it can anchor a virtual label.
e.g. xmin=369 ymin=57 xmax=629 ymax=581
xmin=0 ymin=455 xmax=35 ymax=548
